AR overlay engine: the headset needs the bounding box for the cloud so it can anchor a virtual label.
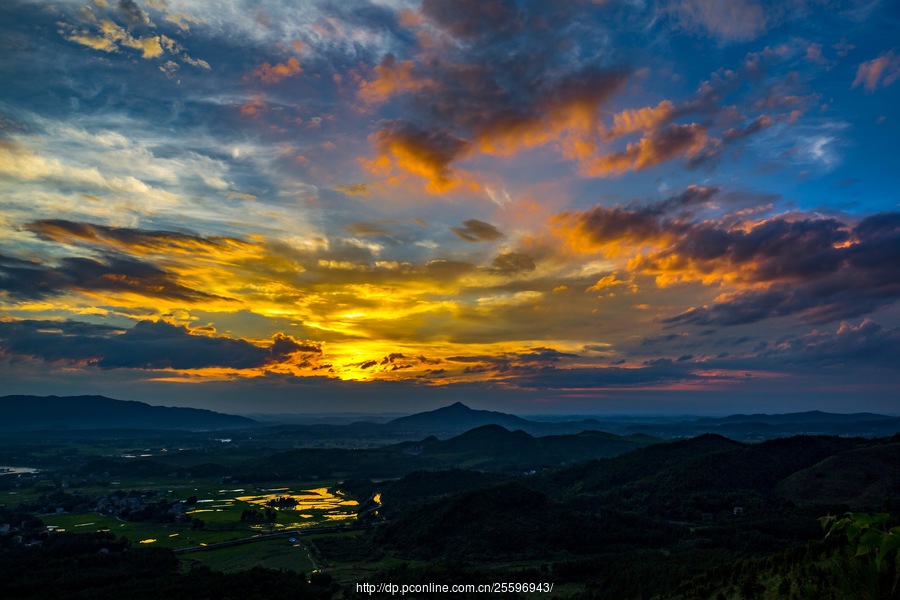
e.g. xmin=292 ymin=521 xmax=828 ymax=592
xmin=59 ymin=4 xmax=209 ymax=70
xmin=0 ymin=319 xmax=320 ymax=370
xmin=489 ymin=252 xmax=536 ymax=274
xmin=555 ymin=189 xmax=900 ymax=326
xmin=669 ymin=0 xmax=770 ymax=42
xmin=474 ymin=69 xmax=627 ymax=159
xmin=351 ymin=2 xmax=795 ymax=188
xmin=645 ymin=212 xmax=900 ymax=325
xmin=65 ymin=18 xmax=164 ymax=60
xmin=0 ymin=253 xmax=230 ymax=304
xmin=249 ymin=57 xmax=302 ymax=84
xmin=780 ymin=320 xmax=900 ymax=369
xmin=445 ymin=346 xmax=579 ymax=380
xmin=603 ymin=101 xmax=677 ymax=139
xmin=117 ymin=0 xmax=151 ymax=26
xmin=351 ymin=0 xmax=630 ymax=187
xmin=357 ymin=54 xmax=437 ymax=105
xmin=25 ymin=219 xmax=253 ymax=258
xmin=450 ymin=219 xmax=504 ymax=242
xmin=585 ymin=123 xmax=710 ymax=176
xmin=852 ymin=50 xmax=900 ymax=92
xmin=481 ymin=361 xmax=704 ymax=390
xmin=420 ymin=0 xmax=520 ymax=40
xmin=345 ymin=221 xmax=395 ymax=236
xmin=335 ymin=183 xmax=369 ymax=196
xmin=369 ymin=122 xmax=472 ymax=192
xmin=270 ymin=333 xmax=322 ymax=357
xmin=554 ymin=185 xmax=718 ymax=253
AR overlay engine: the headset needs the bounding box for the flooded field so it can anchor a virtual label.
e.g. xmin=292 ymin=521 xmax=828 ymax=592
xmin=235 ymin=487 xmax=359 ymax=529
xmin=0 ymin=466 xmax=39 ymax=475
xmin=39 ymin=483 xmax=361 ymax=549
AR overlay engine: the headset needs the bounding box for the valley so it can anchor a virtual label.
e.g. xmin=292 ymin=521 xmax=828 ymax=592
xmin=1 ymin=397 xmax=899 ymax=599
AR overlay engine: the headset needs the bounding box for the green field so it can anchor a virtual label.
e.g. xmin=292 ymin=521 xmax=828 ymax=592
xmin=38 ymin=481 xmax=361 ymax=552
xmin=39 ymin=512 xmax=253 ymax=549
xmin=181 ymin=539 xmax=317 ymax=574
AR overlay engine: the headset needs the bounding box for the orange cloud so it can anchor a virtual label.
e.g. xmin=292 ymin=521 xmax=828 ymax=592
xmin=584 ymin=123 xmax=709 ymax=176
xmin=357 ymin=55 xmax=438 ymax=105
xmin=587 ymin=272 xmax=628 ymax=292
xmin=240 ymin=97 xmax=267 ymax=117
xmin=368 ymin=123 xmax=472 ymax=193
xmin=476 ymin=71 xmax=625 ymax=160
xmin=603 ymin=100 xmax=676 ymax=139
xmin=250 ymin=56 xmax=302 ymax=84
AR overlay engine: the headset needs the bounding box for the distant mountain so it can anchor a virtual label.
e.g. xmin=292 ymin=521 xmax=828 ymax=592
xmin=0 ymin=395 xmax=257 ymax=431
xmin=618 ymin=411 xmax=900 ymax=440
xmin=384 ymin=402 xmax=534 ymax=434
xmin=380 ymin=402 xmax=633 ymax=437
xmin=693 ymin=410 xmax=896 ymax=425
xmin=385 ymin=423 xmax=655 ymax=471
xmin=376 ymin=403 xmax=900 ymax=441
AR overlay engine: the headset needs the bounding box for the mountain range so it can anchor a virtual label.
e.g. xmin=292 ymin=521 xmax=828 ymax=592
xmin=1 ymin=395 xmax=898 ymax=441
xmin=0 ymin=395 xmax=256 ymax=431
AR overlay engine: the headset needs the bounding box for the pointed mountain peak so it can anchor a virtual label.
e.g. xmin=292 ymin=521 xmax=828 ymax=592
xmin=445 ymin=402 xmax=471 ymax=411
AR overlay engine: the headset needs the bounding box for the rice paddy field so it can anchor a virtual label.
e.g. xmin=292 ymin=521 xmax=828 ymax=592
xmin=39 ymin=482 xmax=361 ymax=551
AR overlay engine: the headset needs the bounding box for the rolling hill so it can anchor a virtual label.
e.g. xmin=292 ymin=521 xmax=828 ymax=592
xmin=0 ymin=395 xmax=257 ymax=431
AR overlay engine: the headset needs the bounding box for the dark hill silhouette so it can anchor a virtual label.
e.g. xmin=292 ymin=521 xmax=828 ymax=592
xmin=384 ymin=402 xmax=533 ymax=433
xmin=0 ymin=395 xmax=256 ymax=431
xmin=777 ymin=440 xmax=900 ymax=507
xmin=384 ymin=424 xmax=655 ymax=471
xmin=377 ymin=431 xmax=899 ymax=564
xmin=374 ymin=481 xmax=572 ymax=558
xmin=693 ymin=410 xmax=895 ymax=425
xmin=618 ymin=411 xmax=900 ymax=440
xmin=379 ymin=469 xmax=506 ymax=517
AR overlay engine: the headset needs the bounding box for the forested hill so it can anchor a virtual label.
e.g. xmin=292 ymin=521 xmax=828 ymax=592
xmin=374 ymin=432 xmax=900 ymax=563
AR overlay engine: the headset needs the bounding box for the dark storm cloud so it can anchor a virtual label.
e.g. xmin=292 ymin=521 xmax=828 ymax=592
xmin=0 ymin=253 xmax=227 ymax=303
xmin=0 ymin=319 xmax=319 ymax=369
xmin=450 ymin=219 xmax=504 ymax=242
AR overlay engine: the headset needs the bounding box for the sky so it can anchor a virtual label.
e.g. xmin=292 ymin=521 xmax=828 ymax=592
xmin=1 ymin=0 xmax=899 ymax=416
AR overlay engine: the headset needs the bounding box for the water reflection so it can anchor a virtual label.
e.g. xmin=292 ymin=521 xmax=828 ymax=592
xmin=235 ymin=487 xmax=358 ymax=527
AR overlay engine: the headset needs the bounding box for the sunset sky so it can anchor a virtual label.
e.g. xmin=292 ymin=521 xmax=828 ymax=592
xmin=1 ymin=0 xmax=899 ymax=415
